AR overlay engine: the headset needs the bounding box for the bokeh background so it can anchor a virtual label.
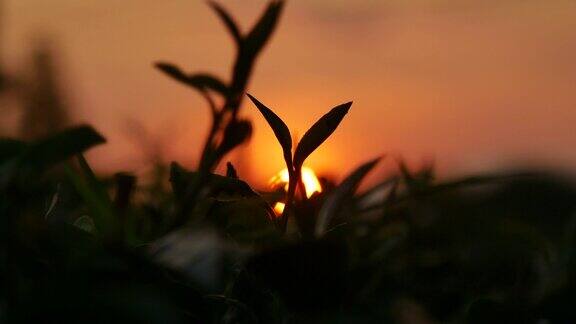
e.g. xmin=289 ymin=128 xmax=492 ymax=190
xmin=2 ymin=0 xmax=576 ymax=186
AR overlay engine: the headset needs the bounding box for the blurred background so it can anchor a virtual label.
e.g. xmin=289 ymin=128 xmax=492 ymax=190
xmin=2 ymin=0 xmax=576 ymax=186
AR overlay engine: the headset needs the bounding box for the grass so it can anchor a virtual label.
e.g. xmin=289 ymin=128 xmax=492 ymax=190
xmin=1 ymin=1 xmax=576 ymax=323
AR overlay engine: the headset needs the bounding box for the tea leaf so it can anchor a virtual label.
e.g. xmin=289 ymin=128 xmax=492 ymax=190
xmin=209 ymin=197 xmax=279 ymax=244
xmin=77 ymin=154 xmax=113 ymax=208
xmin=170 ymin=162 xmax=257 ymax=201
xmin=73 ymin=215 xmax=98 ymax=235
xmin=186 ymin=74 xmax=228 ymax=95
xmin=208 ymin=1 xmax=243 ymax=46
xmin=64 ymin=157 xmax=117 ymax=241
xmin=247 ymin=94 xmax=292 ymax=169
xmin=244 ymin=0 xmax=285 ymax=56
xmin=155 ymin=63 xmax=228 ymax=95
xmin=22 ymin=125 xmax=105 ymax=171
xmin=293 ymin=101 xmax=352 ymax=170
xmin=155 ymin=62 xmax=188 ymax=82
xmin=217 ymin=119 xmax=252 ymax=157
xmin=113 ymin=172 xmax=137 ymax=212
xmin=226 ymin=162 xmax=238 ymax=179
xmin=316 ymin=156 xmax=381 ymax=237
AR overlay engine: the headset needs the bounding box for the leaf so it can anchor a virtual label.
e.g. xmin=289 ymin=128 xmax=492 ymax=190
xmin=155 ymin=62 xmax=228 ymax=95
xmin=113 ymin=172 xmax=137 ymax=211
xmin=244 ymin=0 xmax=285 ymax=56
xmin=247 ymin=94 xmax=293 ymax=169
xmin=316 ymin=157 xmax=381 ymax=237
xmin=208 ymin=1 xmax=243 ymax=46
xmin=170 ymin=162 xmax=257 ymax=201
xmin=226 ymin=162 xmax=238 ymax=179
xmin=21 ymin=125 xmax=105 ymax=172
xmin=169 ymin=162 xmax=191 ymax=199
xmin=293 ymin=101 xmax=352 ymax=170
xmin=209 ymin=197 xmax=279 ymax=244
xmin=77 ymin=154 xmax=113 ymax=208
xmin=216 ymin=119 xmax=252 ymax=157
xmin=73 ymin=215 xmax=98 ymax=235
xmin=155 ymin=62 xmax=189 ymax=83
xmin=186 ymin=74 xmax=228 ymax=94
xmin=44 ymin=184 xmax=61 ymax=220
xmin=64 ymin=158 xmax=117 ymax=241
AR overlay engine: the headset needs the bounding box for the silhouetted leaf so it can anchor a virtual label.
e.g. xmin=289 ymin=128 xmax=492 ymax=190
xmin=217 ymin=119 xmax=252 ymax=157
xmin=316 ymin=157 xmax=381 ymax=236
xmin=247 ymin=94 xmax=292 ymax=169
xmin=397 ymin=158 xmax=435 ymax=191
xmin=155 ymin=62 xmax=188 ymax=82
xmin=293 ymin=101 xmax=352 ymax=170
xmin=155 ymin=62 xmax=228 ymax=95
xmin=113 ymin=172 xmax=136 ymax=212
xmin=22 ymin=125 xmax=105 ymax=171
xmin=170 ymin=162 xmax=257 ymax=201
xmin=208 ymin=1 xmax=243 ymax=46
xmin=226 ymin=162 xmax=238 ymax=179
xmin=244 ymin=0 xmax=285 ymax=56
xmin=169 ymin=162 xmax=190 ymax=199
xmin=209 ymin=197 xmax=279 ymax=244
xmin=186 ymin=74 xmax=228 ymax=94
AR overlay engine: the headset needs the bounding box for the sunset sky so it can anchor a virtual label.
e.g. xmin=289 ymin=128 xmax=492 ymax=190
xmin=3 ymin=0 xmax=576 ymax=186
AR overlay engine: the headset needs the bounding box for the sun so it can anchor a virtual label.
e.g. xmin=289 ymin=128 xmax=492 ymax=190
xmin=269 ymin=167 xmax=322 ymax=215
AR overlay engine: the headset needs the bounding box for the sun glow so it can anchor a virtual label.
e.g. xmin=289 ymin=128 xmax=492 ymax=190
xmin=270 ymin=167 xmax=322 ymax=215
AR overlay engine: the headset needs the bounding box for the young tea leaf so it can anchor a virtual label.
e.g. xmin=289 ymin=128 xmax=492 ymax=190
xmin=186 ymin=74 xmax=228 ymax=95
xmin=244 ymin=0 xmax=285 ymax=56
xmin=316 ymin=156 xmax=381 ymax=237
xmin=208 ymin=1 xmax=243 ymax=46
xmin=155 ymin=62 xmax=188 ymax=81
xmin=247 ymin=94 xmax=292 ymax=169
xmin=217 ymin=119 xmax=253 ymax=157
xmin=155 ymin=63 xmax=228 ymax=95
xmin=22 ymin=125 xmax=105 ymax=171
xmin=293 ymin=101 xmax=352 ymax=170
xmin=170 ymin=162 xmax=258 ymax=200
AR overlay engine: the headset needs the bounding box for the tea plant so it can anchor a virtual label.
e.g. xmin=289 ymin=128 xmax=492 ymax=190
xmin=1 ymin=1 xmax=576 ymax=323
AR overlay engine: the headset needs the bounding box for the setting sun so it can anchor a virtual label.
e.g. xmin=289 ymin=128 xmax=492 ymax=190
xmin=270 ymin=167 xmax=322 ymax=214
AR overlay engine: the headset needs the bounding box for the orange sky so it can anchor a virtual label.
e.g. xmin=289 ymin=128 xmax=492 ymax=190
xmin=4 ymin=0 xmax=576 ymax=186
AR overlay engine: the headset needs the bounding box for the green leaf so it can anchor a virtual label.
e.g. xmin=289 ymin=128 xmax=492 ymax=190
xmin=244 ymin=0 xmax=285 ymax=56
xmin=64 ymin=157 xmax=117 ymax=241
xmin=293 ymin=101 xmax=352 ymax=170
xmin=208 ymin=1 xmax=243 ymax=46
xmin=316 ymin=156 xmax=381 ymax=237
xmin=247 ymin=94 xmax=293 ymax=170
xmin=73 ymin=215 xmax=98 ymax=235
xmin=155 ymin=62 xmax=228 ymax=95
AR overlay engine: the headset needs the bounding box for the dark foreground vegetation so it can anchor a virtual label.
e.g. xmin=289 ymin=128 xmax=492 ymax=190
xmin=1 ymin=1 xmax=576 ymax=323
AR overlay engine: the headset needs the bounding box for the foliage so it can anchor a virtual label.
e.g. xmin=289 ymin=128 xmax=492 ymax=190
xmin=1 ymin=1 xmax=576 ymax=323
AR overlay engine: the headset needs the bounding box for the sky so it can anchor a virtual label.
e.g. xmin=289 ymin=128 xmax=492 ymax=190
xmin=3 ymin=0 xmax=576 ymax=186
